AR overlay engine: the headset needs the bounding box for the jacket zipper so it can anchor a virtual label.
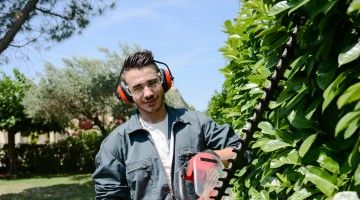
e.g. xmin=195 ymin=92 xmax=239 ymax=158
xmin=146 ymin=130 xmax=175 ymax=199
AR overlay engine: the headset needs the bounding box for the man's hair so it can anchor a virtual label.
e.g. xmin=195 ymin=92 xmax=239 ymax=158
xmin=120 ymin=50 xmax=160 ymax=82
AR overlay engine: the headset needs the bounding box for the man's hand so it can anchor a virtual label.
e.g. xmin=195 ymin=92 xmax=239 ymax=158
xmin=213 ymin=147 xmax=236 ymax=167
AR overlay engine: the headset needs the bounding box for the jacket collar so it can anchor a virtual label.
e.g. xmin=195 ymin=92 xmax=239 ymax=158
xmin=125 ymin=105 xmax=189 ymax=134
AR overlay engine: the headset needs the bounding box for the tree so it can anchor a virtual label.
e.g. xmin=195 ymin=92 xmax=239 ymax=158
xmin=0 ymin=69 xmax=32 ymax=174
xmin=165 ymin=87 xmax=194 ymax=110
xmin=23 ymin=45 xmax=193 ymax=136
xmin=208 ymin=0 xmax=360 ymax=199
xmin=23 ymin=46 xmax=132 ymax=136
xmin=0 ymin=0 xmax=116 ymax=62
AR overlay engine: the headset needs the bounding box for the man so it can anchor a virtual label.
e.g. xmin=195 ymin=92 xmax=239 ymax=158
xmin=92 ymin=50 xmax=241 ymax=199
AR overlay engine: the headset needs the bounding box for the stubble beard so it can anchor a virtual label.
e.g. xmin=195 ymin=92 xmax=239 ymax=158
xmin=136 ymin=92 xmax=165 ymax=114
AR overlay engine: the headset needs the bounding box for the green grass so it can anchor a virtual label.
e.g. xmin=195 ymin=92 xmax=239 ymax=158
xmin=0 ymin=174 xmax=95 ymax=200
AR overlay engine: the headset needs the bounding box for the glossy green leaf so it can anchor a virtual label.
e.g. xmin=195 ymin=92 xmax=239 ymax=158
xmin=355 ymin=101 xmax=360 ymax=110
xmin=333 ymin=191 xmax=360 ymax=200
xmin=288 ymin=0 xmax=310 ymax=14
xmin=309 ymin=0 xmax=338 ymax=17
xmin=245 ymin=178 xmax=251 ymax=189
xmin=348 ymin=0 xmax=360 ymax=14
xmin=335 ymin=111 xmax=360 ymax=137
xmin=344 ymin=117 xmax=359 ymax=139
xmin=268 ymin=1 xmax=292 ymax=16
xmin=287 ymin=110 xmax=312 ymax=129
xmin=304 ymin=97 xmax=321 ymax=120
xmin=317 ymin=67 xmax=337 ymax=90
xmin=338 ymin=41 xmax=360 ymax=66
xmin=260 ymin=190 xmax=270 ymax=200
xmin=299 ymin=133 xmax=317 ymax=157
xmin=288 ymin=188 xmax=312 ymax=200
xmin=283 ymin=84 xmax=308 ymax=112
xmin=337 ymin=82 xmax=360 ymax=109
xmin=277 ymin=87 xmax=296 ymax=105
xmin=355 ymin=164 xmax=360 ymax=186
xmin=224 ymin=54 xmax=238 ymax=60
xmin=229 ymin=34 xmax=240 ymax=39
xmin=317 ymin=152 xmax=340 ymax=174
xmin=239 ymin=83 xmax=258 ymax=91
xmin=286 ymin=56 xmax=307 ymax=80
xmin=304 ymin=166 xmax=338 ymax=196
xmin=258 ymin=121 xmax=275 ymax=135
xmin=252 ymin=138 xmax=272 ymax=149
xmin=322 ymin=72 xmax=349 ymax=111
xmin=270 ymin=149 xmax=300 ymax=168
xmin=275 ymin=129 xmax=299 ymax=145
xmin=276 ymin=173 xmax=291 ymax=187
xmin=256 ymin=26 xmax=286 ymax=39
xmin=249 ymin=187 xmax=261 ymax=198
xmin=249 ymin=87 xmax=263 ymax=95
xmin=348 ymin=137 xmax=360 ymax=167
xmin=261 ymin=139 xmax=292 ymax=152
xmin=224 ymin=20 xmax=232 ymax=31
xmin=252 ymin=58 xmax=266 ymax=72
xmin=269 ymin=100 xmax=282 ymax=109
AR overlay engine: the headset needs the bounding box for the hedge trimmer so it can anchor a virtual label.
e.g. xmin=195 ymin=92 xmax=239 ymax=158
xmin=177 ymin=15 xmax=305 ymax=200
xmin=176 ymin=152 xmax=227 ymax=199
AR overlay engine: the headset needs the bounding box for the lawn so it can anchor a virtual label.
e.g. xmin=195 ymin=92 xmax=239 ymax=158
xmin=0 ymin=174 xmax=95 ymax=200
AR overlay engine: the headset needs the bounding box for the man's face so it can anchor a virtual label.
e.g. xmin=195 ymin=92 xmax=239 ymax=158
xmin=123 ymin=65 xmax=165 ymax=115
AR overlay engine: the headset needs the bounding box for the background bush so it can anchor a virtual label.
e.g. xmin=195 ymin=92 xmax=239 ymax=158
xmin=0 ymin=130 xmax=103 ymax=174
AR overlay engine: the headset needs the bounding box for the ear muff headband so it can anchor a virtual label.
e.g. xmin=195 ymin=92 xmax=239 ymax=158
xmin=115 ymin=60 xmax=174 ymax=104
xmin=154 ymin=60 xmax=174 ymax=92
xmin=161 ymin=68 xmax=173 ymax=92
xmin=116 ymin=81 xmax=133 ymax=103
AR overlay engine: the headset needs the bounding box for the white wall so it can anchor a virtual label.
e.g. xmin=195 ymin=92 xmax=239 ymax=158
xmin=0 ymin=131 xmax=67 ymax=147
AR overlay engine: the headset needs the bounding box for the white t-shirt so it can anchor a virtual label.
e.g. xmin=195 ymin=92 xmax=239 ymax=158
xmin=139 ymin=115 xmax=173 ymax=185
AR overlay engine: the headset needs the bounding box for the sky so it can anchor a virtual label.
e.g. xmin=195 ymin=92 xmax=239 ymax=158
xmin=2 ymin=0 xmax=240 ymax=111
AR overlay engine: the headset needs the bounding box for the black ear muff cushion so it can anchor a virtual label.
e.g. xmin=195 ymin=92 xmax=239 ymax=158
xmin=116 ymin=81 xmax=133 ymax=104
xmin=161 ymin=69 xmax=173 ymax=92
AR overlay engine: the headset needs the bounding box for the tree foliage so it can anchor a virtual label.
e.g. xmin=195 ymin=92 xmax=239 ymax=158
xmin=0 ymin=69 xmax=30 ymax=133
xmin=0 ymin=0 xmax=116 ymax=62
xmin=23 ymin=46 xmax=135 ymax=135
xmin=23 ymin=45 xmax=192 ymax=136
xmin=165 ymin=87 xmax=194 ymax=110
xmin=208 ymin=0 xmax=360 ymax=199
xmin=0 ymin=69 xmax=39 ymax=174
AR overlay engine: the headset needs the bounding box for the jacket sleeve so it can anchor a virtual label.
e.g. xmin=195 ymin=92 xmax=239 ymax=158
xmin=196 ymin=111 xmax=241 ymax=150
xmin=92 ymin=143 xmax=130 ymax=200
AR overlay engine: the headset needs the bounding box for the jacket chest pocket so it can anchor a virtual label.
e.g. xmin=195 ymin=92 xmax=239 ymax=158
xmin=126 ymin=158 xmax=157 ymax=199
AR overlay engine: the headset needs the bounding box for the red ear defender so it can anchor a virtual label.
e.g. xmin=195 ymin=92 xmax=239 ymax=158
xmin=160 ymin=68 xmax=173 ymax=92
xmin=115 ymin=81 xmax=133 ymax=104
xmin=155 ymin=60 xmax=174 ymax=92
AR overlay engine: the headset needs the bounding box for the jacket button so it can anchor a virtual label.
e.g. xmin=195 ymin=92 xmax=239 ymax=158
xmin=142 ymin=164 xmax=148 ymax=169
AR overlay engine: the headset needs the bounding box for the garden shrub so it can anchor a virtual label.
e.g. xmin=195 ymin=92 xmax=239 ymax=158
xmin=208 ymin=0 xmax=360 ymax=199
xmin=0 ymin=130 xmax=103 ymax=174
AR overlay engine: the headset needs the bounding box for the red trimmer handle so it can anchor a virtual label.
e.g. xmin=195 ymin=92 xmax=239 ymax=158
xmin=177 ymin=166 xmax=194 ymax=200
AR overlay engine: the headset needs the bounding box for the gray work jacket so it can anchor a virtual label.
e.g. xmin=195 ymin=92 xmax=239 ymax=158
xmin=92 ymin=106 xmax=241 ymax=200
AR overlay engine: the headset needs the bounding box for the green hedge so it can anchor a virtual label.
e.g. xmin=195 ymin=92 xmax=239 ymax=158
xmin=0 ymin=131 xmax=103 ymax=174
xmin=208 ymin=0 xmax=360 ymax=199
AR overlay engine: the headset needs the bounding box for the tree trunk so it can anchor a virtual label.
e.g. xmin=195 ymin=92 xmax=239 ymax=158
xmin=0 ymin=0 xmax=39 ymax=55
xmin=93 ymin=116 xmax=107 ymax=136
xmin=7 ymin=130 xmax=17 ymax=175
